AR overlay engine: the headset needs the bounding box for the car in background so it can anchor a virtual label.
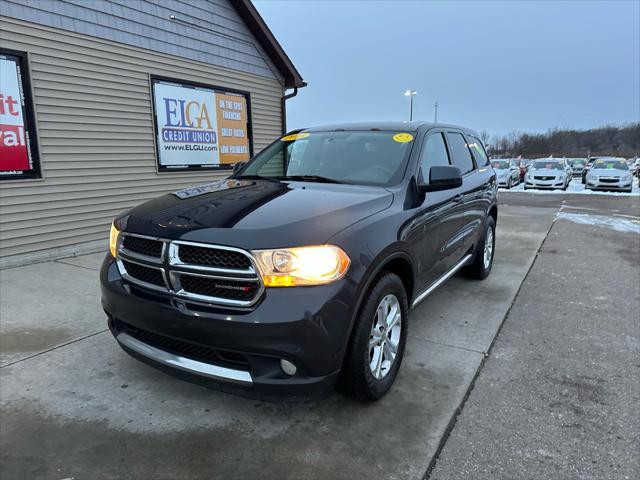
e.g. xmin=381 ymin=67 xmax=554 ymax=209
xmin=518 ymin=160 xmax=528 ymax=183
xmin=568 ymin=158 xmax=586 ymax=176
xmin=581 ymin=157 xmax=598 ymax=184
xmin=491 ymin=159 xmax=520 ymax=188
xmin=524 ymin=159 xmax=571 ymax=190
xmin=585 ymin=158 xmax=634 ymax=193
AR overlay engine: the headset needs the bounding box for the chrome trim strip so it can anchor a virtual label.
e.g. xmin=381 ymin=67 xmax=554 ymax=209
xmin=116 ymin=257 xmax=168 ymax=293
xmin=116 ymin=332 xmax=253 ymax=384
xmin=168 ymin=240 xmax=256 ymax=274
xmin=170 ymin=270 xmax=264 ymax=307
xmin=118 ymin=232 xmax=166 ymax=264
xmin=411 ymin=254 xmax=473 ymax=308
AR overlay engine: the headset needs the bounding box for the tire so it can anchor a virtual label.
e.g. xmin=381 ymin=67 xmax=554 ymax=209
xmin=463 ymin=216 xmax=496 ymax=280
xmin=340 ymin=272 xmax=409 ymax=401
xmin=507 ymin=178 xmax=512 ymax=189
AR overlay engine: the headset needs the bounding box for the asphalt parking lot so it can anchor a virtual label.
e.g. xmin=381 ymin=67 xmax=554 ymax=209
xmin=1 ymin=193 xmax=638 ymax=479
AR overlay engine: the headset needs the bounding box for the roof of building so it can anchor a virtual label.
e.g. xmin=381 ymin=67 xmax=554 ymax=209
xmin=232 ymin=0 xmax=305 ymax=89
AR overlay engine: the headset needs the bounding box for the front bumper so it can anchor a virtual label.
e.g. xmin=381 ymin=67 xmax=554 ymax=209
xmin=586 ymin=178 xmax=633 ymax=190
xmin=524 ymin=178 xmax=565 ymax=189
xmin=101 ymin=255 xmax=355 ymax=400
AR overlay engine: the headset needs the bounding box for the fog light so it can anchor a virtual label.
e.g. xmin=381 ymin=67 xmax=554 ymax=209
xmin=280 ymin=359 xmax=297 ymax=376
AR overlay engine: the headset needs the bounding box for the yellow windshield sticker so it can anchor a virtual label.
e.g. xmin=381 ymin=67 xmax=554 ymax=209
xmin=281 ymin=132 xmax=310 ymax=141
xmin=393 ymin=133 xmax=414 ymax=143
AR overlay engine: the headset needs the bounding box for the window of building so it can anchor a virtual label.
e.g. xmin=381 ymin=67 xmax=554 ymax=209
xmin=1 ymin=49 xmax=41 ymax=181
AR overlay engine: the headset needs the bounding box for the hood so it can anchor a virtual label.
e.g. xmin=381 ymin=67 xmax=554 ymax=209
xmin=589 ymin=168 xmax=628 ymax=176
xmin=124 ymin=179 xmax=394 ymax=249
xmin=494 ymin=168 xmax=509 ymax=175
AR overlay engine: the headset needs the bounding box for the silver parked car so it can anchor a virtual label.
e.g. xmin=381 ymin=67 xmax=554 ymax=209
xmin=524 ymin=159 xmax=571 ymax=190
xmin=585 ymin=158 xmax=634 ymax=193
xmin=491 ymin=158 xmax=520 ymax=188
xmin=568 ymin=158 xmax=587 ymax=176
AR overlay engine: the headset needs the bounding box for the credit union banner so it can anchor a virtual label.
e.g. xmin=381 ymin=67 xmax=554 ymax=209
xmin=151 ymin=77 xmax=252 ymax=171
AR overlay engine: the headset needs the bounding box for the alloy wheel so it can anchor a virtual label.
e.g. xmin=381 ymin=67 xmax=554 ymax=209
xmin=369 ymin=294 xmax=402 ymax=380
xmin=484 ymin=225 xmax=495 ymax=270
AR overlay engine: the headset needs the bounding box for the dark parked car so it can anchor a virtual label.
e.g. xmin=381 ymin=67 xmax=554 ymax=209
xmin=101 ymin=122 xmax=498 ymax=401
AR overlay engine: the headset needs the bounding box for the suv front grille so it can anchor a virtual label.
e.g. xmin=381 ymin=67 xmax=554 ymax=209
xmin=121 ymin=260 xmax=165 ymax=287
xmin=116 ymin=234 xmax=263 ymax=307
xmin=122 ymin=235 xmax=163 ymax=258
xmin=117 ymin=320 xmax=249 ymax=368
xmin=179 ymin=274 xmax=260 ymax=302
xmin=178 ymin=244 xmax=252 ymax=270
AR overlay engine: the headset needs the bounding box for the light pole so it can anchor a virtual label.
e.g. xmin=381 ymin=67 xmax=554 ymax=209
xmin=434 ymin=101 xmax=438 ymax=123
xmin=404 ymin=90 xmax=417 ymax=121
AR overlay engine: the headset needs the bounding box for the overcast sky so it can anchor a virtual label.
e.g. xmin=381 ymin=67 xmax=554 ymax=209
xmin=254 ymin=0 xmax=640 ymax=136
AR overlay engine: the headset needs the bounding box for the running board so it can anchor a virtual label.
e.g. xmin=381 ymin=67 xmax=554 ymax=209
xmin=411 ymin=254 xmax=473 ymax=308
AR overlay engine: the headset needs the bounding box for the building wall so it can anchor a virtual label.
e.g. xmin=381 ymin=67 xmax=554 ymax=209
xmin=0 ymin=14 xmax=285 ymax=264
xmin=0 ymin=0 xmax=282 ymax=81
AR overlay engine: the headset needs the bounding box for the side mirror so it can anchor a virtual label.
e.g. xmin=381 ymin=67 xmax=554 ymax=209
xmin=418 ymin=165 xmax=463 ymax=192
xmin=232 ymin=162 xmax=246 ymax=175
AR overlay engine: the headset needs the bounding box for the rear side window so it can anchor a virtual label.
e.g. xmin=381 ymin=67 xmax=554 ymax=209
xmin=419 ymin=133 xmax=450 ymax=175
xmin=447 ymin=132 xmax=475 ymax=174
xmin=468 ymin=137 xmax=490 ymax=167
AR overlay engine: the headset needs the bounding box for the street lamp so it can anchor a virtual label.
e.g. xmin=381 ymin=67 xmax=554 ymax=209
xmin=404 ymin=90 xmax=417 ymax=121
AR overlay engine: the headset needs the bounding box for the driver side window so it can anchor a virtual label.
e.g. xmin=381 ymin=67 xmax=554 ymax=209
xmin=419 ymin=133 xmax=451 ymax=179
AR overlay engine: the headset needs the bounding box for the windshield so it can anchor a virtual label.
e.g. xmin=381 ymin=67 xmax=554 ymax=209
xmin=236 ymin=131 xmax=414 ymax=186
xmin=492 ymin=160 xmax=510 ymax=169
xmin=592 ymin=160 xmax=628 ymax=170
xmin=572 ymin=159 xmax=585 ymax=167
xmin=533 ymin=161 xmax=564 ymax=170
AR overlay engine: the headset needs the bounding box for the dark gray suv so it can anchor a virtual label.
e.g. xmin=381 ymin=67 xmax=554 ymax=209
xmin=101 ymin=122 xmax=498 ymax=401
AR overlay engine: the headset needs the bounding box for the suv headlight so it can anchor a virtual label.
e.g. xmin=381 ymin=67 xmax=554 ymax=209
xmin=109 ymin=222 xmax=120 ymax=257
xmin=252 ymin=245 xmax=350 ymax=287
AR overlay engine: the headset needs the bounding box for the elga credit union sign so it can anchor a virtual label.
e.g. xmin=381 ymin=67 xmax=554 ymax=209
xmin=151 ymin=77 xmax=252 ymax=171
xmin=0 ymin=50 xmax=41 ymax=181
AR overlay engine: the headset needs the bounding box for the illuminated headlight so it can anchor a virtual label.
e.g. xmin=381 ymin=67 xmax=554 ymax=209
xmin=109 ymin=223 xmax=120 ymax=257
xmin=252 ymin=245 xmax=350 ymax=287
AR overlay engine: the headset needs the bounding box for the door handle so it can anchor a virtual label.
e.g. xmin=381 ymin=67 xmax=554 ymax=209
xmin=452 ymin=193 xmax=463 ymax=203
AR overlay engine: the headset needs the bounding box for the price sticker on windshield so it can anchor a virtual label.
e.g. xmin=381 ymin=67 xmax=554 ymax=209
xmin=281 ymin=133 xmax=310 ymax=141
xmin=392 ymin=133 xmax=414 ymax=143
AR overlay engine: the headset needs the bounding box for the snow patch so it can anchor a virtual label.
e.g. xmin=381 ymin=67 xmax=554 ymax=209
xmin=556 ymin=212 xmax=640 ymax=234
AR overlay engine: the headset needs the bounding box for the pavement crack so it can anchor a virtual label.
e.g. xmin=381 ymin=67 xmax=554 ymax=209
xmin=408 ymin=335 xmax=486 ymax=355
xmin=54 ymin=259 xmax=99 ymax=271
xmin=1 ymin=329 xmax=109 ymax=368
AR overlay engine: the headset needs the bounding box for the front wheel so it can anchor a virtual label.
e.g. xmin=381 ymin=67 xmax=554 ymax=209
xmin=340 ymin=273 xmax=409 ymax=401
xmin=463 ymin=216 xmax=496 ymax=280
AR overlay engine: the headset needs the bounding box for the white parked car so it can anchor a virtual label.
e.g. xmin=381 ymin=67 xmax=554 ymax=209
xmin=585 ymin=158 xmax=634 ymax=193
xmin=491 ymin=159 xmax=520 ymax=188
xmin=524 ymin=159 xmax=572 ymax=190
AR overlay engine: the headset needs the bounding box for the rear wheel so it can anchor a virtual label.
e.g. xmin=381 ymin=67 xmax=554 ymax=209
xmin=340 ymin=273 xmax=408 ymax=401
xmin=507 ymin=178 xmax=512 ymax=189
xmin=463 ymin=216 xmax=496 ymax=280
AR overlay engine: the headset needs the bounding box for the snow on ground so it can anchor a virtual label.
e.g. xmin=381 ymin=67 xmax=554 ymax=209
xmin=498 ymin=177 xmax=640 ymax=196
xmin=556 ymin=212 xmax=640 ymax=234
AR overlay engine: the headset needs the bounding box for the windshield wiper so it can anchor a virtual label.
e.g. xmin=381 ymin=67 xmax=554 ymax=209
xmin=278 ymin=175 xmax=347 ymax=184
